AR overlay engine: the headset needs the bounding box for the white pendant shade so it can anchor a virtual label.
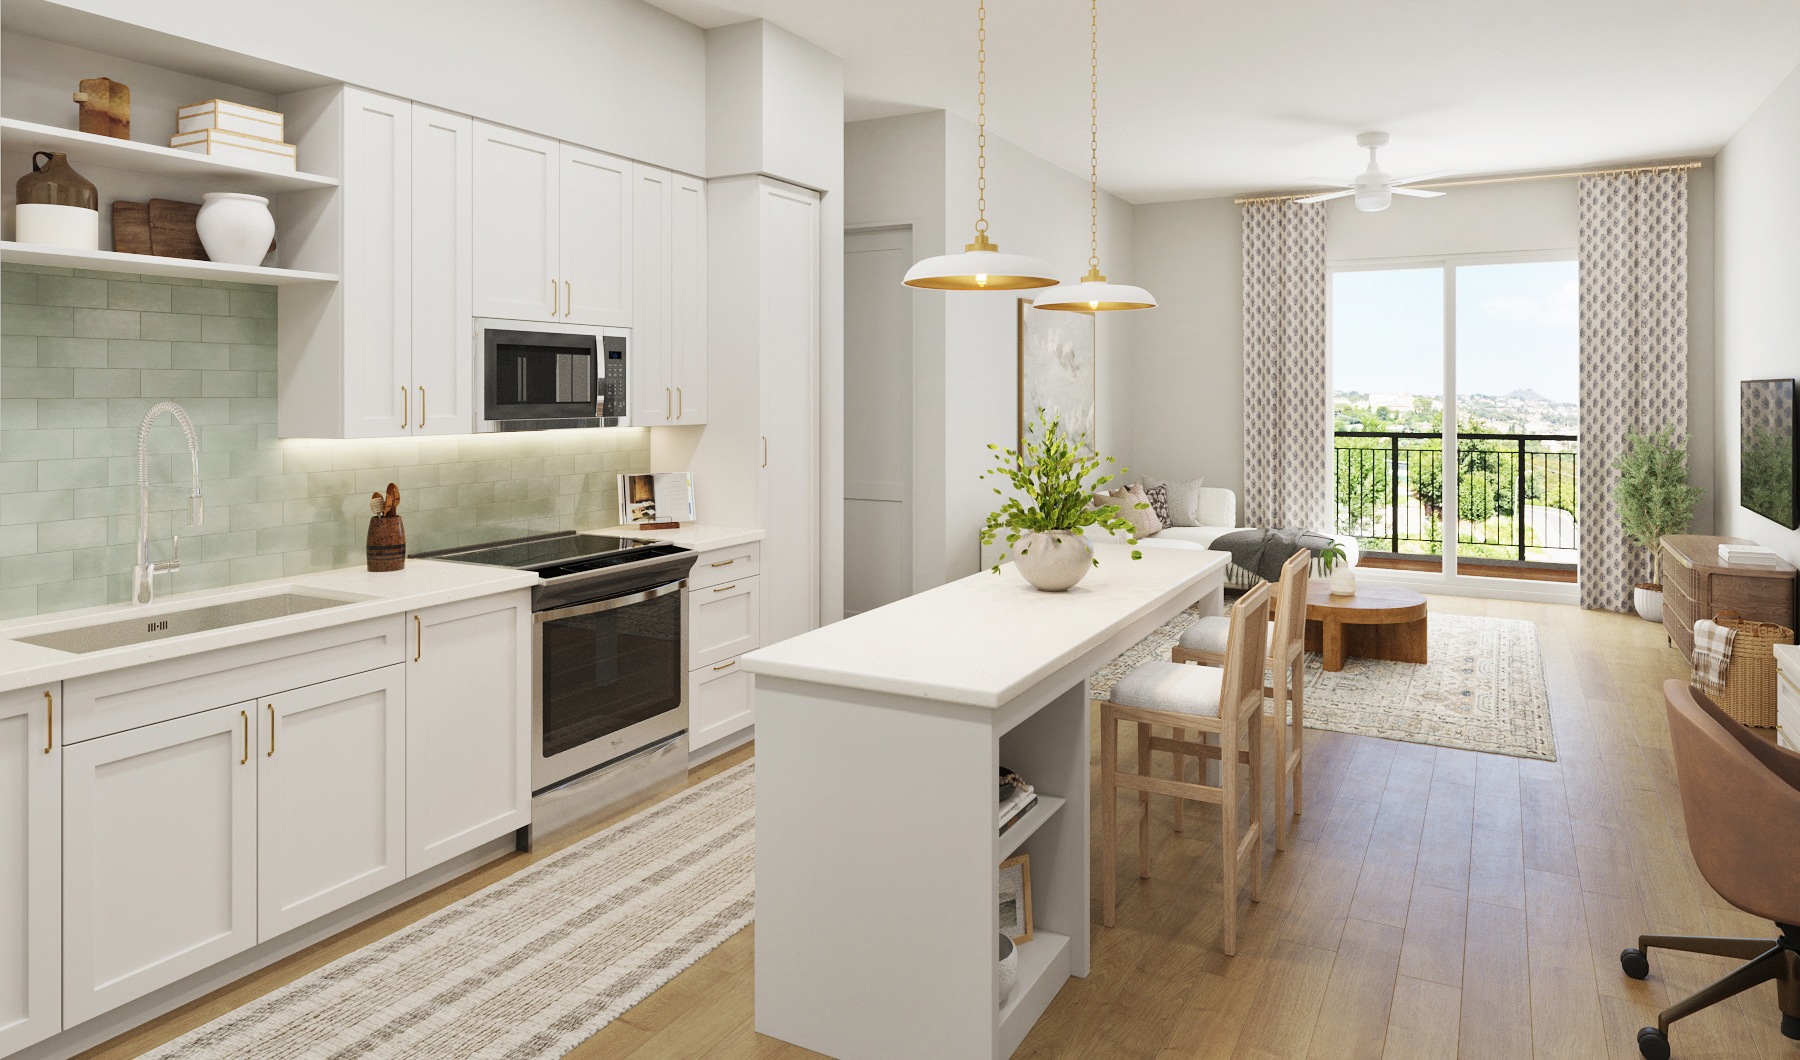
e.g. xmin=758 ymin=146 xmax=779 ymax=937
xmin=1032 ymin=275 xmax=1156 ymax=313
xmin=903 ymin=241 xmax=1059 ymax=291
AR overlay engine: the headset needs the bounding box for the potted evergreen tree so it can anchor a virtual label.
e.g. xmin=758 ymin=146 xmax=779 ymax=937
xmin=1613 ymin=428 xmax=1704 ymax=622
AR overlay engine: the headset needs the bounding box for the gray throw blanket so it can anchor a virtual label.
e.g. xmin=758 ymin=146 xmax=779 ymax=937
xmin=1209 ymin=527 xmax=1334 ymax=583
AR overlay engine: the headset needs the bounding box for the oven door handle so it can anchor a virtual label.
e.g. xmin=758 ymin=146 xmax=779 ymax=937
xmin=534 ymin=579 xmax=686 ymax=623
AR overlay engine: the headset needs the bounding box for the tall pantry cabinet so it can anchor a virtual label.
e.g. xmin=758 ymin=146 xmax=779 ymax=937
xmin=693 ymin=177 xmax=822 ymax=647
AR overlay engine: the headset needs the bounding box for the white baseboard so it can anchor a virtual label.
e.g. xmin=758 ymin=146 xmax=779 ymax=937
xmin=689 ymin=724 xmax=754 ymax=767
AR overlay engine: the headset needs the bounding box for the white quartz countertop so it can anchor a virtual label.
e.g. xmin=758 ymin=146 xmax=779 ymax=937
xmin=0 ymin=560 xmax=536 ymax=694
xmin=742 ymin=544 xmax=1226 ymax=708
xmin=586 ymin=524 xmax=765 ymax=551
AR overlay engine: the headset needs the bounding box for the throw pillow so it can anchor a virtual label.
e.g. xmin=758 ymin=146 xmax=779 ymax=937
xmin=1147 ymin=476 xmax=1207 ymax=526
xmin=1110 ymin=483 xmax=1163 ymax=539
xmin=1143 ymin=483 xmax=1171 ymax=526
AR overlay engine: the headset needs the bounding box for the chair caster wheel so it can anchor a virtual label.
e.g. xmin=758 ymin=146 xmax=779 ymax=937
xmin=1637 ymin=1026 xmax=1670 ymax=1060
xmin=1783 ymin=1013 xmax=1800 ymax=1040
xmin=1620 ymin=947 xmax=1650 ymax=980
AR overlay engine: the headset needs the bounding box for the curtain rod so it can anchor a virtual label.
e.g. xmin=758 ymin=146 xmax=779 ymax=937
xmin=1232 ymin=159 xmax=1704 ymax=205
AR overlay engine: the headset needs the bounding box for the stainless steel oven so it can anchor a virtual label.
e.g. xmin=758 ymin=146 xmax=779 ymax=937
xmin=475 ymin=318 xmax=630 ymax=431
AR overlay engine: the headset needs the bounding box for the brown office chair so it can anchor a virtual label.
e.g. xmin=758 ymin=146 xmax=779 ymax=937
xmin=1618 ymin=680 xmax=1800 ymax=1059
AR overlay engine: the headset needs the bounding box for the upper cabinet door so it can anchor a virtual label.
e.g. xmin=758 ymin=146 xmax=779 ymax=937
xmin=631 ymin=164 xmax=673 ymax=426
xmin=410 ymin=106 xmax=475 ymax=436
xmin=473 ymin=122 xmax=559 ymax=321
xmin=340 ymin=88 xmax=413 ymax=439
xmin=0 ymin=686 xmax=59 ymax=1056
xmin=670 ymin=173 xmax=709 ymax=425
xmin=558 ymin=144 xmax=633 ymax=327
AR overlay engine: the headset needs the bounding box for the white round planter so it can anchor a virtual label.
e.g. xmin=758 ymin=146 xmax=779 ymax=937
xmin=1633 ymin=584 xmax=1664 ymax=623
xmin=1012 ymin=530 xmax=1093 ymax=592
xmin=1329 ymin=564 xmax=1358 ymax=596
xmin=15 ymin=203 xmax=99 ymax=250
xmin=196 ymin=192 xmax=275 ymax=266
xmin=997 ymin=934 xmax=1018 ymax=1008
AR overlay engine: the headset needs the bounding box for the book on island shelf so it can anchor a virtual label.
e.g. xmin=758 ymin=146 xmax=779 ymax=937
xmin=998 ymin=794 xmax=1039 ymax=836
xmin=1718 ymin=543 xmax=1780 ymax=567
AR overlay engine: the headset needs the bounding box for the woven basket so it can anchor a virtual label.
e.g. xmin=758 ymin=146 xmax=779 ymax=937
xmin=1711 ymin=611 xmax=1794 ymax=728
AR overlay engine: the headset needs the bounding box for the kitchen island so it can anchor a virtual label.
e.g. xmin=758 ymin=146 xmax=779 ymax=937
xmin=743 ymin=544 xmax=1228 ymax=1060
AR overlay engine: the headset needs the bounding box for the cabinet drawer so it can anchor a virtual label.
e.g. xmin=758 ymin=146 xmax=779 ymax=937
xmin=690 ymin=657 xmax=753 ymax=750
xmin=1709 ymin=576 xmax=1796 ymax=626
xmin=63 ymin=615 xmax=408 ymax=744
xmin=1660 ymin=545 xmax=1692 ymax=600
xmin=690 ymin=577 xmax=760 ymax=669
xmin=688 ymin=542 xmax=761 ymax=590
xmin=1665 ymin=607 xmax=1694 ymax=662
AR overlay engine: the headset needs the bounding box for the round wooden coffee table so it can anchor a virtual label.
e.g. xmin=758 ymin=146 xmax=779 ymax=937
xmin=1303 ymin=583 xmax=1429 ymax=672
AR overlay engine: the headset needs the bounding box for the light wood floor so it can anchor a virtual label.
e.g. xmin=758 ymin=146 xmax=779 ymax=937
xmin=84 ymin=595 xmax=1796 ymax=1060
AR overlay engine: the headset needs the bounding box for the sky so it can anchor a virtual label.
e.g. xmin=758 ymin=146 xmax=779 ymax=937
xmin=1331 ymin=260 xmax=1580 ymax=405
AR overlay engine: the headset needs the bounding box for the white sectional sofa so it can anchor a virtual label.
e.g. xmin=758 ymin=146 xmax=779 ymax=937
xmin=1112 ymin=486 xmax=1361 ymax=588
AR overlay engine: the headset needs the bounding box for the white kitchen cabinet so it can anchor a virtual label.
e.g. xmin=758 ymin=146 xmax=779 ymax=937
xmin=277 ymin=87 xmax=473 ymax=438
xmin=633 ymin=165 xmax=708 ymax=426
xmin=0 ymin=685 xmax=59 ymax=1055
xmin=686 ymin=545 xmax=762 ymax=757
xmin=559 ymin=144 xmax=632 ymax=326
xmin=691 ymin=576 xmax=760 ymax=669
xmin=406 ymin=592 xmax=531 ymax=874
xmin=690 ymin=658 xmax=754 ymax=752
xmin=257 ymin=666 xmax=407 ymax=940
xmin=62 ymin=703 xmax=257 ymax=1026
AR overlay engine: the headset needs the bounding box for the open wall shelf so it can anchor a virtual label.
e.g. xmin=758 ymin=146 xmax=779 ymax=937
xmin=0 ymin=242 xmax=337 ymax=285
xmin=0 ymin=117 xmax=338 ymax=194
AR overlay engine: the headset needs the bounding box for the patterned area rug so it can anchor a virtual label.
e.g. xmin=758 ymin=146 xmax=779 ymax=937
xmin=145 ymin=761 xmax=756 ymax=1059
xmin=1091 ymin=606 xmax=1556 ymax=761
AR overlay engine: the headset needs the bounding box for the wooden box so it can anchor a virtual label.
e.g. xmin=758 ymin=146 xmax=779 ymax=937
xmin=1660 ymin=534 xmax=1797 ymax=662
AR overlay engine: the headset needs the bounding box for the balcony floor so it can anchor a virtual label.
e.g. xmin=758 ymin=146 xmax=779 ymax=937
xmin=1359 ymin=553 xmax=1578 ymax=583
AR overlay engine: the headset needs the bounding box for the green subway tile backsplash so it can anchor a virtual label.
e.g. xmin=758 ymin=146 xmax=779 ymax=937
xmin=0 ymin=264 xmax=649 ymax=619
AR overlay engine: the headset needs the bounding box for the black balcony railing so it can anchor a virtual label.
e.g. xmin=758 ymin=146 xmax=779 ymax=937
xmin=1333 ymin=430 xmax=1579 ymax=567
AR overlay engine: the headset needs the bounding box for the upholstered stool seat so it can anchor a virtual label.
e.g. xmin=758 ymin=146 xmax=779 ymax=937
xmin=1176 ymin=615 xmax=1230 ymax=655
xmin=1108 ymin=661 xmax=1224 ymax=717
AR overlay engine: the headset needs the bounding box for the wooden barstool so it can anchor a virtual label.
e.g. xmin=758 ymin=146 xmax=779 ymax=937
xmin=1097 ymin=580 xmax=1270 ymax=955
xmin=1171 ymin=549 xmax=1309 ymax=849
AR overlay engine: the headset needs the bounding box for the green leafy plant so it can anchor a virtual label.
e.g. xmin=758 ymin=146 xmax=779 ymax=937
xmin=1613 ymin=428 xmax=1703 ymax=586
xmin=1316 ymin=541 xmax=1347 ymax=573
xmin=980 ymin=410 xmax=1143 ymax=572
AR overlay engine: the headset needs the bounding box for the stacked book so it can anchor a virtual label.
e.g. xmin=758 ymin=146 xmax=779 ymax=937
xmin=998 ymin=769 xmax=1038 ymax=836
xmin=1719 ymin=543 xmax=1782 ymax=568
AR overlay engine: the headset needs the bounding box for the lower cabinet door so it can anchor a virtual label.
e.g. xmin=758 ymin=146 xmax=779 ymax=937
xmin=0 ymin=685 xmax=59 ymax=1054
xmin=258 ymin=666 xmax=407 ymax=940
xmin=63 ymin=703 xmax=257 ymax=1026
xmin=690 ymin=658 xmax=754 ymax=750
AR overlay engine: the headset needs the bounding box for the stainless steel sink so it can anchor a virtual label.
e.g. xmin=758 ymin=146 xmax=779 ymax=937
xmin=17 ymin=592 xmax=364 ymax=654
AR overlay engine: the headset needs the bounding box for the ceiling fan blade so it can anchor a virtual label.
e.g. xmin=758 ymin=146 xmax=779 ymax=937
xmin=1390 ymin=187 xmax=1446 ymax=198
xmin=1295 ymin=189 xmax=1356 ymax=204
xmin=1390 ymin=169 xmax=1457 ymax=186
xmin=1302 ymin=177 xmax=1354 ymax=188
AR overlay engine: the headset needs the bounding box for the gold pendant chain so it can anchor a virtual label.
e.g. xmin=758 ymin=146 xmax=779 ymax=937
xmin=975 ymin=0 xmax=989 ymax=237
xmin=1087 ymin=0 xmax=1100 ymax=272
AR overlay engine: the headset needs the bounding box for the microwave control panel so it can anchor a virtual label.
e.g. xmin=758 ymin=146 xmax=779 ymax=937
xmin=600 ymin=339 xmax=628 ymax=417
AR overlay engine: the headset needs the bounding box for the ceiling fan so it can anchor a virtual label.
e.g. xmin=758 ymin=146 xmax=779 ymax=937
xmin=1297 ymin=132 xmax=1454 ymax=212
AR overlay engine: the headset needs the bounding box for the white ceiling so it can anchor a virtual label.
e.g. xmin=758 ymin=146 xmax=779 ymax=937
xmin=646 ymin=0 xmax=1800 ymax=204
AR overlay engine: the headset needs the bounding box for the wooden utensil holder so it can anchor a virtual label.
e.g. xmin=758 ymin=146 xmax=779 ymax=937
xmin=367 ymin=515 xmax=406 ymax=572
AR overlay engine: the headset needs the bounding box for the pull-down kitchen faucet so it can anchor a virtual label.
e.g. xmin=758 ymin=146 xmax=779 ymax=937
xmin=134 ymin=402 xmax=205 ymax=605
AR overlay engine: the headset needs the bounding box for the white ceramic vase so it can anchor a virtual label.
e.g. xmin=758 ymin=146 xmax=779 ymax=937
xmin=997 ymin=934 xmax=1018 ymax=1008
xmin=1012 ymin=530 xmax=1093 ymax=592
xmin=1633 ymin=584 xmax=1664 ymax=623
xmin=195 ymin=192 xmax=275 ymax=266
xmin=1329 ymin=564 xmax=1357 ymax=596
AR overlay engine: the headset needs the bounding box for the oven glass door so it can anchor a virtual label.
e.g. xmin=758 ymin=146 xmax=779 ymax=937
xmin=535 ymin=582 xmax=686 ymax=788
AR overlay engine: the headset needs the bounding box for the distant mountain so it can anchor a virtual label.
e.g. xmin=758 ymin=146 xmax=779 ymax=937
xmin=1505 ymin=388 xmax=1550 ymax=402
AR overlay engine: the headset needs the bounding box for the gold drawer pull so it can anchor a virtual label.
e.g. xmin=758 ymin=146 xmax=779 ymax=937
xmin=712 ymin=659 xmax=738 ymax=671
xmin=709 ymin=559 xmax=735 ymax=568
xmin=713 ymin=583 xmax=737 ymax=592
xmin=43 ymin=690 xmax=53 ymax=754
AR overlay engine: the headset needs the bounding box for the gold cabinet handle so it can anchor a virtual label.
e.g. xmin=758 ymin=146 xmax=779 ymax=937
xmin=266 ymin=703 xmax=275 ymax=758
xmin=414 ymin=614 xmax=422 ymax=662
xmin=712 ymin=659 xmax=738 ymax=671
xmin=709 ymin=559 xmax=735 ymax=568
xmin=564 ymin=280 xmax=572 ymax=318
xmin=401 ymin=386 xmax=409 ymax=429
xmin=240 ymin=709 xmax=249 ymax=765
xmin=713 ymin=583 xmax=737 ymax=593
xmin=676 ymin=387 xmax=684 ymax=418
xmin=666 ymin=387 xmax=672 ymax=419
xmin=551 ymin=278 xmax=559 ymax=316
xmin=42 ymin=690 xmax=53 ymax=754
xmin=762 ymin=436 xmax=768 ymax=468
xmin=419 ymin=386 xmax=427 ymax=429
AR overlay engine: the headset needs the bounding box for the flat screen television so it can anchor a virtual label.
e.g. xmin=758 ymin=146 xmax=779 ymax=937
xmin=1741 ymin=378 xmax=1797 ymax=528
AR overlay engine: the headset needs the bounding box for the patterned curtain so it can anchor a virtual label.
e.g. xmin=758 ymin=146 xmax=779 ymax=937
xmin=1241 ymin=200 xmax=1330 ymax=530
xmin=1578 ymin=170 xmax=1688 ymax=611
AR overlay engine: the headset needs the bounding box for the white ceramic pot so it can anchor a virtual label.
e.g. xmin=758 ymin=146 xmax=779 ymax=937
xmin=1329 ymin=564 xmax=1357 ymax=596
xmin=15 ymin=203 xmax=99 ymax=250
xmin=195 ymin=192 xmax=275 ymax=266
xmin=997 ymin=934 xmax=1018 ymax=1009
xmin=1633 ymin=584 xmax=1664 ymax=623
xmin=1012 ymin=530 xmax=1093 ymax=592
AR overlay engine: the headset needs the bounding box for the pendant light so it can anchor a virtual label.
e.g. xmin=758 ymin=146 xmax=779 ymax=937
xmin=1032 ymin=0 xmax=1156 ymax=313
xmin=903 ymin=0 xmax=1058 ymax=291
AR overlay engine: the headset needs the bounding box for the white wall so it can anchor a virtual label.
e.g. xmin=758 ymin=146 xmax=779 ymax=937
xmin=1715 ymin=63 xmax=1800 ymax=564
xmin=846 ymin=111 xmax=1136 ymax=586
xmin=1128 ymin=174 xmax=1718 ymax=534
xmin=26 ymin=0 xmax=708 ymax=174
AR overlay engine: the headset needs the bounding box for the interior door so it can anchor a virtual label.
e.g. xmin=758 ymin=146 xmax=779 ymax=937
xmin=257 ymin=667 xmax=407 ymax=940
xmin=340 ymin=88 xmax=412 ymax=438
xmin=631 ymin=163 xmax=674 ymax=426
xmin=757 ymin=180 xmax=823 ymax=645
xmin=559 ymin=144 xmax=633 ymax=327
xmin=473 ymin=122 xmax=558 ymax=321
xmin=410 ymin=105 xmax=475 ymax=436
xmin=62 ymin=703 xmax=257 ymax=1026
xmin=844 ymin=227 xmax=914 ymax=614
xmin=0 ymin=686 xmax=58 ymax=1056
xmin=670 ymin=173 xmax=708 ymax=423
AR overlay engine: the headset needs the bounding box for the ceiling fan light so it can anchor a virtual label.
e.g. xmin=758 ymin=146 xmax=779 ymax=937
xmin=1354 ymin=188 xmax=1392 ymax=212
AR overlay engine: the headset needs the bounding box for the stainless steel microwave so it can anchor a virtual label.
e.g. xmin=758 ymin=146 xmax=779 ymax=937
xmin=474 ymin=319 xmax=630 ymax=431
